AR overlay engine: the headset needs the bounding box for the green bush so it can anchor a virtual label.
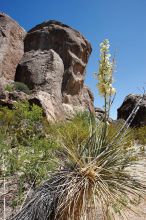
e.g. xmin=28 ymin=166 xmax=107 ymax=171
xmin=14 ymin=82 xmax=31 ymax=94
xmin=0 ymin=102 xmax=58 ymax=190
xmin=5 ymin=82 xmax=31 ymax=94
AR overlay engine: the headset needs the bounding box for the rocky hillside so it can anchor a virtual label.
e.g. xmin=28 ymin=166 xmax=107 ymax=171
xmin=0 ymin=13 xmax=94 ymax=121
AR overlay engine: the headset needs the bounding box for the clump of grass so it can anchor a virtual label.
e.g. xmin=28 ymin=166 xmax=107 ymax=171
xmin=14 ymin=82 xmax=31 ymax=94
xmin=46 ymin=111 xmax=91 ymax=149
xmin=133 ymin=126 xmax=146 ymax=145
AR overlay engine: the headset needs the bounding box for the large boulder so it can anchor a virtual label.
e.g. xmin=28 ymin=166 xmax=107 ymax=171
xmin=16 ymin=49 xmax=65 ymax=121
xmin=16 ymin=49 xmax=64 ymax=97
xmin=117 ymin=94 xmax=146 ymax=127
xmin=0 ymin=13 xmax=25 ymax=83
xmin=23 ymin=20 xmax=92 ymax=97
xmin=29 ymin=90 xmax=65 ymax=121
xmin=15 ymin=20 xmax=94 ymax=121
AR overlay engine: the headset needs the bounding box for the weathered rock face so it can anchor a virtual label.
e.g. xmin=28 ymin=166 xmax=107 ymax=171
xmin=117 ymin=94 xmax=146 ymax=127
xmin=0 ymin=13 xmax=25 ymax=82
xmin=30 ymin=90 xmax=65 ymax=121
xmin=16 ymin=49 xmax=64 ymax=97
xmin=15 ymin=49 xmax=65 ymax=121
xmin=23 ymin=20 xmax=92 ymax=96
xmin=15 ymin=20 xmax=94 ymax=121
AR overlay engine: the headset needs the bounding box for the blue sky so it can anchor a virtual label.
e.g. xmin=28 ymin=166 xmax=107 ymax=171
xmin=1 ymin=0 xmax=146 ymax=118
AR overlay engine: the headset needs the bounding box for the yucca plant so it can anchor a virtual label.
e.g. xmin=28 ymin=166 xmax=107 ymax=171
xmin=11 ymin=40 xmax=146 ymax=220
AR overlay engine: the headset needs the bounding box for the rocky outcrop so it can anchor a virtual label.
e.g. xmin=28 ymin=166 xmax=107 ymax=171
xmin=117 ymin=94 xmax=146 ymax=127
xmin=24 ymin=20 xmax=92 ymax=96
xmin=0 ymin=13 xmax=25 ymax=84
xmin=15 ymin=20 xmax=94 ymax=121
xmin=16 ymin=49 xmax=64 ymax=93
xmin=15 ymin=49 xmax=65 ymax=121
xmin=0 ymin=14 xmax=94 ymax=121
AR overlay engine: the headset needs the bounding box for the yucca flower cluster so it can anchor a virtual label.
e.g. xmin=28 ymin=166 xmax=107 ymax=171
xmin=96 ymin=39 xmax=116 ymax=97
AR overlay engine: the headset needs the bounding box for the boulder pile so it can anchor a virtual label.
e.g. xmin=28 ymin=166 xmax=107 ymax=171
xmin=0 ymin=14 xmax=94 ymax=121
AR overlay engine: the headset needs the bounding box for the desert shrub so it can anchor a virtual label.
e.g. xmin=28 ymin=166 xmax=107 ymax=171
xmin=0 ymin=103 xmax=92 ymax=209
xmin=14 ymin=82 xmax=31 ymax=94
xmin=5 ymin=82 xmax=31 ymax=94
xmin=0 ymin=102 xmax=58 ymax=192
xmin=0 ymin=102 xmax=44 ymax=146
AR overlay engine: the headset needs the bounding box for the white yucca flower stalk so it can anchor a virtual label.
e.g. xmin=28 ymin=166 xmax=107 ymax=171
xmin=95 ymin=39 xmax=116 ymax=123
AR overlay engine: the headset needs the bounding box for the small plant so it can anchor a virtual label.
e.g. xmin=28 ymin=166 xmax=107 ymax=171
xmin=5 ymin=82 xmax=31 ymax=94
xmin=5 ymin=84 xmax=14 ymax=92
xmin=14 ymin=82 xmax=31 ymax=94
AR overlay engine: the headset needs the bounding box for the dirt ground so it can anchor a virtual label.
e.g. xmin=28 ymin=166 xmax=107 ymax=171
xmin=1 ymin=161 xmax=146 ymax=219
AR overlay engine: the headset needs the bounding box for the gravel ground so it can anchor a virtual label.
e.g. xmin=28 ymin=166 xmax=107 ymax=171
xmin=0 ymin=175 xmax=30 ymax=220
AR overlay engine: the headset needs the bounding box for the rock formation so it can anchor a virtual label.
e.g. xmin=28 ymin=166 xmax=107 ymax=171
xmin=0 ymin=13 xmax=25 ymax=85
xmin=15 ymin=20 xmax=94 ymax=120
xmin=0 ymin=13 xmax=94 ymax=121
xmin=15 ymin=49 xmax=65 ymax=121
xmin=117 ymin=94 xmax=146 ymax=127
xmin=24 ymin=20 xmax=92 ymax=96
